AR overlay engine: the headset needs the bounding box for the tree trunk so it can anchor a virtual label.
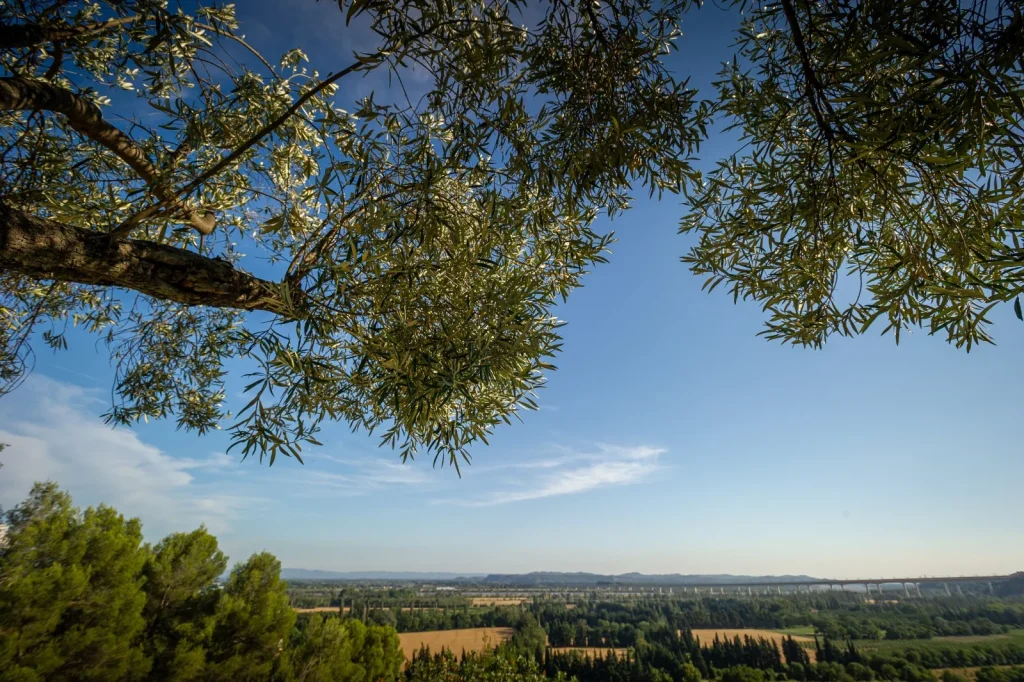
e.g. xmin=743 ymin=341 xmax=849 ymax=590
xmin=0 ymin=203 xmax=296 ymax=314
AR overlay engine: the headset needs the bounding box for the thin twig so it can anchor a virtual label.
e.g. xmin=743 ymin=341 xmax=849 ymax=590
xmin=195 ymin=23 xmax=279 ymax=78
xmin=780 ymin=0 xmax=835 ymax=142
xmin=583 ymin=1 xmax=611 ymax=48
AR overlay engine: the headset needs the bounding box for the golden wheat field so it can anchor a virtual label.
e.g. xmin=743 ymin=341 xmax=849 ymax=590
xmin=470 ymin=597 xmax=530 ymax=607
xmin=397 ymin=627 xmax=516 ymax=660
xmin=292 ymin=606 xmax=351 ymax=613
xmin=549 ymin=647 xmax=630 ymax=658
xmin=689 ymin=628 xmax=815 ymax=649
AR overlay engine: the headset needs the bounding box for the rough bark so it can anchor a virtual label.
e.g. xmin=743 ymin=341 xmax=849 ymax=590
xmin=0 ymin=77 xmax=215 ymax=234
xmin=0 ymin=203 xmax=296 ymax=315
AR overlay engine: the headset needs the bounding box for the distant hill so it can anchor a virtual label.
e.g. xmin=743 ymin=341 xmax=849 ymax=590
xmin=280 ymin=569 xmax=820 ymax=584
xmin=468 ymin=572 xmax=820 ymax=586
xmin=281 ymin=569 xmax=486 ymax=581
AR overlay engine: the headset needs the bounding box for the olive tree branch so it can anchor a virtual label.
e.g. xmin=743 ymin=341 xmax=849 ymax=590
xmin=0 ymin=77 xmax=215 ymax=235
xmin=0 ymin=16 xmax=138 ymax=50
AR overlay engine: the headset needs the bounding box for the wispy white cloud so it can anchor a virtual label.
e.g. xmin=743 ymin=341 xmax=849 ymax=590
xmin=0 ymin=376 xmax=262 ymax=536
xmin=287 ymin=451 xmax=435 ymax=493
xmin=469 ymin=456 xmax=579 ymax=474
xmin=178 ymin=452 xmax=237 ymax=471
xmin=441 ymin=443 xmax=666 ymax=507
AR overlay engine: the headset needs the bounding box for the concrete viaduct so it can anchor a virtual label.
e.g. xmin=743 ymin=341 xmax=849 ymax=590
xmin=663 ymin=573 xmax=1021 ymax=597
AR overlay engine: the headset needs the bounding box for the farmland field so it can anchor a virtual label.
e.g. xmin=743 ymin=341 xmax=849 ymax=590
xmin=854 ymin=630 xmax=1024 ymax=653
xmin=397 ymin=627 xmax=515 ymax=660
xmin=933 ymin=666 xmax=1022 ymax=680
xmin=470 ymin=597 xmax=530 ymax=607
xmin=690 ymin=628 xmax=815 ymax=650
xmin=550 ymin=647 xmax=630 ymax=658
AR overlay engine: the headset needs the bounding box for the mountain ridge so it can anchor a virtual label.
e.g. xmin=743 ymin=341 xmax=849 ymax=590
xmin=280 ymin=569 xmax=819 ymax=584
xmin=468 ymin=572 xmax=819 ymax=585
xmin=281 ymin=569 xmax=484 ymax=580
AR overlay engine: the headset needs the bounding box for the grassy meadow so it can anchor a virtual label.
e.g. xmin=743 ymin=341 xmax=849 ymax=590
xmin=854 ymin=629 xmax=1024 ymax=654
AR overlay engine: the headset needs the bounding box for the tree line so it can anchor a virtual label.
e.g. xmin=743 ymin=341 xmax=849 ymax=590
xmin=0 ymin=483 xmax=404 ymax=681
xmin=288 ymin=585 xmax=474 ymax=611
xmin=528 ymin=597 xmax=1024 ymax=648
xmin=543 ymin=629 xmax=1024 ymax=682
xmin=294 ymin=590 xmax=1024 ymax=647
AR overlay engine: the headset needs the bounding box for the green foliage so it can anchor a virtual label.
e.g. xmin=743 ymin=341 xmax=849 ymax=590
xmin=3 ymin=0 xmax=1024 ymax=468
xmin=682 ymin=0 xmax=1024 ymax=349
xmin=205 ymin=552 xmax=296 ymax=681
xmin=976 ymin=667 xmax=1024 ymax=682
xmin=536 ymin=595 xmax=1024 ymax=682
xmin=408 ymin=648 xmax=570 ymax=682
xmin=0 ymin=483 xmax=405 ymax=682
xmin=287 ymin=616 xmax=403 ymax=682
xmin=506 ymin=615 xmax=549 ymax=662
xmin=721 ymin=665 xmax=766 ymax=682
xmin=681 ymin=661 xmax=705 ymax=682
xmin=141 ymin=527 xmax=228 ymax=681
xmin=0 ymin=0 xmax=707 ymax=466
xmin=532 ymin=594 xmax=1024 ymax=649
xmin=0 ymin=482 xmax=150 ymax=681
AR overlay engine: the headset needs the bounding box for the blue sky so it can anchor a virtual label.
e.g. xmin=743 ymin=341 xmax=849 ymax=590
xmin=1 ymin=1 xmax=1023 ymax=579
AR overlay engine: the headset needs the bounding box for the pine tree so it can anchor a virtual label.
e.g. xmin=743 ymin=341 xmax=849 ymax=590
xmin=141 ymin=527 xmax=227 ymax=681
xmin=205 ymin=552 xmax=295 ymax=681
xmin=846 ymin=639 xmax=861 ymax=664
xmin=288 ymin=617 xmax=403 ymax=682
xmin=0 ymin=483 xmax=150 ymax=681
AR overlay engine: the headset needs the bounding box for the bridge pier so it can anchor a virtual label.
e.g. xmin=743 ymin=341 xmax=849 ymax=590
xmin=916 ymin=583 xmax=922 ymax=598
xmin=903 ymin=583 xmax=910 ymax=598
xmin=989 ymin=582 xmax=994 ymax=594
xmin=944 ymin=583 xmax=951 ymax=597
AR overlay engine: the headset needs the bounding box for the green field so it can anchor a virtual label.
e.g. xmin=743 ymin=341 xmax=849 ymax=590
xmin=772 ymin=627 xmax=818 ymax=637
xmin=933 ymin=666 xmax=1023 ymax=681
xmin=853 ymin=629 xmax=1024 ymax=653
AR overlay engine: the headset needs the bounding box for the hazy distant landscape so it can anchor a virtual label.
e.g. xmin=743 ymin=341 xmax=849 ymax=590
xmin=281 ymin=570 xmax=819 ymax=584
xmin=281 ymin=567 xmax=1024 ymax=681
